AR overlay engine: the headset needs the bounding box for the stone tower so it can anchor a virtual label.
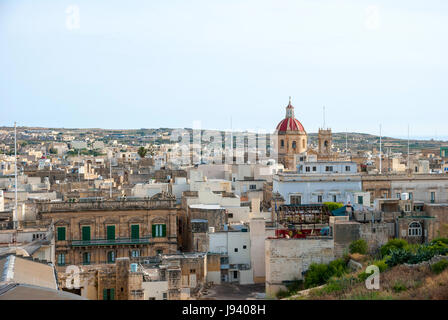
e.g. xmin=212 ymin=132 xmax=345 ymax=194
xmin=318 ymin=128 xmax=332 ymax=157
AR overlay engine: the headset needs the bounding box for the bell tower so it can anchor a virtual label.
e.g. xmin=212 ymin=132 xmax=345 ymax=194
xmin=318 ymin=128 xmax=332 ymax=156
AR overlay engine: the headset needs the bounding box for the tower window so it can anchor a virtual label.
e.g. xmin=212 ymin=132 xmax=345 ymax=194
xmin=292 ymin=141 xmax=296 ymax=149
xmin=302 ymin=139 xmax=305 ymax=148
xmin=280 ymin=140 xmax=284 ymax=147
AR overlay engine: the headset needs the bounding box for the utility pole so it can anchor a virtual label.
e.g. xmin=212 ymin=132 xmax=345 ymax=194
xmin=14 ymin=122 xmax=18 ymax=230
xmin=407 ymin=124 xmax=410 ymax=169
xmin=323 ymin=106 xmax=326 ymax=129
xmin=379 ymin=124 xmax=382 ymax=174
xmin=345 ymin=128 xmax=348 ymax=153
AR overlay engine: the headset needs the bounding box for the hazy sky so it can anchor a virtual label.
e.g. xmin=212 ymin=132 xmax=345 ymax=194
xmin=1 ymin=0 xmax=447 ymax=139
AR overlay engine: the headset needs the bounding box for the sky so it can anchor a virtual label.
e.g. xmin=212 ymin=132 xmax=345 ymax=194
xmin=1 ymin=0 xmax=447 ymax=139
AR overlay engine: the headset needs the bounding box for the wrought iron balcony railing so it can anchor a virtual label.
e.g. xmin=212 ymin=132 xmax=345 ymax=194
xmin=71 ymin=237 xmax=151 ymax=246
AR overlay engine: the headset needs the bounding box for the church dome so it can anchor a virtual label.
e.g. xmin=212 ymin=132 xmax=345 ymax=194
xmin=275 ymin=98 xmax=306 ymax=133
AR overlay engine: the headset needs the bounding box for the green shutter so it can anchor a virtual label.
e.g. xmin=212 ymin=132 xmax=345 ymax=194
xmin=107 ymin=225 xmax=115 ymax=240
xmin=57 ymin=227 xmax=66 ymax=241
xmin=103 ymin=289 xmax=107 ymax=300
xmin=152 ymin=224 xmax=156 ymax=237
xmin=131 ymin=225 xmax=139 ymax=239
xmin=110 ymin=288 xmax=115 ymax=300
xmin=82 ymin=226 xmax=91 ymax=241
xmin=162 ymin=224 xmax=166 ymax=237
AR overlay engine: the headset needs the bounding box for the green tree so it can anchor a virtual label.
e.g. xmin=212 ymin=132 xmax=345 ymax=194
xmin=137 ymin=146 xmax=147 ymax=158
xmin=349 ymin=239 xmax=368 ymax=254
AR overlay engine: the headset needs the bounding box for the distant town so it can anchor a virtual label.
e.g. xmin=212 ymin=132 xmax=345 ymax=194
xmin=1 ymin=100 xmax=448 ymax=300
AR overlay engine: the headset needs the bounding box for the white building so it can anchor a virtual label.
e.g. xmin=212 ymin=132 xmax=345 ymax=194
xmin=208 ymin=228 xmax=254 ymax=284
xmin=71 ymin=141 xmax=88 ymax=150
xmin=273 ymin=161 xmax=362 ymax=205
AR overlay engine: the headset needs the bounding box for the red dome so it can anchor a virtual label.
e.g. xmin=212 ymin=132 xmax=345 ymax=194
xmin=276 ymin=117 xmax=305 ymax=132
xmin=275 ymin=98 xmax=306 ymax=133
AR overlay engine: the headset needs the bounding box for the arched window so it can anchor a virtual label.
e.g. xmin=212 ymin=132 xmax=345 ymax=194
xmin=292 ymin=141 xmax=296 ymax=149
xmin=324 ymin=140 xmax=328 ymax=147
xmin=280 ymin=139 xmax=284 ymax=147
xmin=302 ymin=139 xmax=305 ymax=148
xmin=408 ymin=221 xmax=422 ymax=237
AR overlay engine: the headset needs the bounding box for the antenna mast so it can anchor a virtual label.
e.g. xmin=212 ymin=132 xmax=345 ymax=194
xmin=14 ymin=122 xmax=18 ymax=226
xmin=323 ymin=106 xmax=326 ymax=129
xmin=379 ymin=124 xmax=382 ymax=174
xmin=407 ymin=124 xmax=410 ymax=169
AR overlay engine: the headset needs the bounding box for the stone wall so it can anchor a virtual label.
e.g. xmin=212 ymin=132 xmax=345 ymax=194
xmin=265 ymin=237 xmax=334 ymax=297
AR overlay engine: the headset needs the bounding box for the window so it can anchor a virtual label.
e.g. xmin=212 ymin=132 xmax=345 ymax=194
xmin=57 ymin=253 xmax=66 ymax=266
xmin=332 ymin=195 xmax=337 ymax=202
xmin=358 ymin=196 xmax=363 ymax=205
xmin=233 ymin=271 xmax=238 ymax=279
xmin=82 ymin=226 xmax=91 ymax=241
xmin=107 ymin=251 xmax=115 ymax=263
xmin=292 ymin=141 xmax=297 ymax=149
xmin=430 ymin=192 xmax=435 ymax=203
xmin=317 ymin=195 xmax=322 ymax=203
xmin=290 ymin=195 xmax=301 ymax=205
xmin=83 ymin=252 xmax=91 ymax=265
xmin=243 ymin=245 xmax=247 ymax=249
xmin=302 ymin=139 xmax=305 ymax=148
xmin=396 ymin=193 xmax=401 ymax=199
xmin=234 ymin=248 xmax=238 ymax=252
xmin=190 ymin=269 xmax=196 ymax=273
xmin=131 ymin=224 xmax=140 ymax=239
xmin=345 ymin=166 xmax=351 ymax=171
xmin=228 ymin=213 xmax=233 ymax=218
xmin=156 ymin=249 xmax=163 ymax=255
xmin=57 ymin=227 xmax=66 ymax=241
xmin=404 ymin=204 xmax=411 ymax=212
xmin=325 ymin=166 xmax=333 ymax=172
xmin=152 ymin=224 xmax=166 ymax=237
xmin=249 ymin=184 xmax=257 ymax=190
xmin=280 ymin=140 xmax=284 ymax=147
xmin=408 ymin=222 xmax=422 ymax=237
xmin=106 ymin=225 xmax=115 ymax=240
xmin=312 ymin=166 xmax=317 ymax=172
xmin=162 ymin=293 xmax=167 ymax=300
xmin=306 ymin=166 xmax=310 ymax=172
xmin=103 ymin=288 xmax=115 ymax=300
xmin=409 ymin=192 xmax=413 ymax=200
xmin=131 ymin=250 xmax=140 ymax=258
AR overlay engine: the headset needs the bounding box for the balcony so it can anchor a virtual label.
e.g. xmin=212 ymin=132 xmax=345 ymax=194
xmin=71 ymin=237 xmax=151 ymax=247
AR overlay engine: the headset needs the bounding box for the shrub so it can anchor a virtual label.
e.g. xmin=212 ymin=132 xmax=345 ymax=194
xmin=349 ymin=239 xmax=368 ymax=255
xmin=358 ymin=271 xmax=371 ymax=282
xmin=304 ymin=258 xmax=349 ymax=289
xmin=430 ymin=238 xmax=448 ymax=246
xmin=392 ymin=281 xmax=407 ymax=293
xmin=431 ymin=260 xmax=448 ymax=274
xmin=407 ymin=246 xmax=436 ymax=264
xmin=276 ymin=289 xmax=289 ymax=299
xmin=385 ymin=248 xmax=413 ymax=267
xmin=324 ymin=202 xmax=343 ymax=212
xmin=373 ymin=259 xmax=388 ymax=272
xmin=380 ymin=239 xmax=408 ymax=257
